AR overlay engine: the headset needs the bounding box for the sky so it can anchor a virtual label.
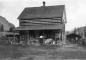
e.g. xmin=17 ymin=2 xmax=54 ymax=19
xmin=0 ymin=0 xmax=86 ymax=31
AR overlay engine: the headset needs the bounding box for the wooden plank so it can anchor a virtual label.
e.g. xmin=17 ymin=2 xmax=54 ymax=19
xmin=20 ymin=21 xmax=62 ymax=26
xmin=20 ymin=22 xmax=60 ymax=26
xmin=20 ymin=20 xmax=61 ymax=23
xmin=20 ymin=17 xmax=62 ymax=20
xmin=15 ymin=24 xmax=63 ymax=30
xmin=20 ymin=19 xmax=61 ymax=23
xmin=20 ymin=20 xmax=61 ymax=25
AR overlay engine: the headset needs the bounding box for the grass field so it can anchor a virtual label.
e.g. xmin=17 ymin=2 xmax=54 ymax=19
xmin=0 ymin=44 xmax=86 ymax=60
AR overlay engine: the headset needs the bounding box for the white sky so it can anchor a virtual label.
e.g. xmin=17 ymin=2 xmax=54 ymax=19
xmin=0 ymin=0 xmax=86 ymax=31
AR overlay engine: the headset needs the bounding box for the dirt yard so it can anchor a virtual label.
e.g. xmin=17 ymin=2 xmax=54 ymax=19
xmin=0 ymin=44 xmax=86 ymax=60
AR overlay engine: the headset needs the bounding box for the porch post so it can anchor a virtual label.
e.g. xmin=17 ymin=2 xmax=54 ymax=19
xmin=24 ymin=31 xmax=29 ymax=45
xmin=13 ymin=32 xmax=15 ymax=44
xmin=62 ymin=24 xmax=66 ymax=44
xmin=27 ymin=31 xmax=30 ymax=45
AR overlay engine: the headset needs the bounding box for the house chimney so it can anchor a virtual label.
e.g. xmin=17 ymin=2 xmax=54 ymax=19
xmin=43 ymin=1 xmax=45 ymax=7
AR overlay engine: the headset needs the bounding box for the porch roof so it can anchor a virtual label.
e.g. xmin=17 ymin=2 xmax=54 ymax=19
xmin=14 ymin=24 xmax=64 ymax=31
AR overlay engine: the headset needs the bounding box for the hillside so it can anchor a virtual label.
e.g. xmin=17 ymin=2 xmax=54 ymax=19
xmin=0 ymin=16 xmax=15 ymax=31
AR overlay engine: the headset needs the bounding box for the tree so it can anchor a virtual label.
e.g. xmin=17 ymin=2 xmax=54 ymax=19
xmin=9 ymin=26 xmax=15 ymax=32
xmin=0 ymin=24 xmax=4 ymax=32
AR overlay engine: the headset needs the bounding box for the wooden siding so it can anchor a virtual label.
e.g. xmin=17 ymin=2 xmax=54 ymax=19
xmin=20 ymin=23 xmax=59 ymax=26
xmin=15 ymin=24 xmax=63 ymax=30
xmin=20 ymin=18 xmax=62 ymax=26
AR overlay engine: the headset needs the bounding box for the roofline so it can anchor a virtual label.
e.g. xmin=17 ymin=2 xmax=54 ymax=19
xmin=24 ymin=5 xmax=65 ymax=9
xmin=17 ymin=4 xmax=65 ymax=19
xmin=18 ymin=17 xmax=62 ymax=20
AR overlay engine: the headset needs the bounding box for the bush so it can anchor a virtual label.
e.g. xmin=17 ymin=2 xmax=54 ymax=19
xmin=82 ymin=39 xmax=86 ymax=46
xmin=0 ymin=36 xmax=9 ymax=45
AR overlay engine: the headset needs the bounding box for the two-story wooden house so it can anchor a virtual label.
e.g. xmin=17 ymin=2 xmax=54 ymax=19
xmin=15 ymin=2 xmax=67 ymax=45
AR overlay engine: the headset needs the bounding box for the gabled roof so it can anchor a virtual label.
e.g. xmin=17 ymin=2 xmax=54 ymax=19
xmin=18 ymin=5 xmax=65 ymax=19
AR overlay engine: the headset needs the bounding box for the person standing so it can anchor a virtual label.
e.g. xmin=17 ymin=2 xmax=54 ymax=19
xmin=39 ymin=35 xmax=44 ymax=45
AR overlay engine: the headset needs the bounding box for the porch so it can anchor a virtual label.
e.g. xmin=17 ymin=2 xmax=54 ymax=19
xmin=19 ymin=29 xmax=64 ymax=45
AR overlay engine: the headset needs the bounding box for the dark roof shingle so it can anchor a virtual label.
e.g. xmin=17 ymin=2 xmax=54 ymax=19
xmin=18 ymin=5 xmax=65 ymax=19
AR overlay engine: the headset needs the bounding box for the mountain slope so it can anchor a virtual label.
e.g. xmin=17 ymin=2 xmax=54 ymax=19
xmin=0 ymin=16 xmax=15 ymax=31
